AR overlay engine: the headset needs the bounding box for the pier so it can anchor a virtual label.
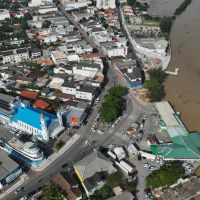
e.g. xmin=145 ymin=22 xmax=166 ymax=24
xmin=165 ymin=68 xmax=179 ymax=76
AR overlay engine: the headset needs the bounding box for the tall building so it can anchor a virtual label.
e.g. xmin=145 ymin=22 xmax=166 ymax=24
xmin=96 ymin=0 xmax=116 ymax=9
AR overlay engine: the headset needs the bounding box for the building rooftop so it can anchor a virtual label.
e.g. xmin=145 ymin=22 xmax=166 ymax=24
xmin=123 ymin=67 xmax=142 ymax=81
xmin=11 ymin=104 xmax=56 ymax=130
xmin=155 ymin=101 xmax=179 ymax=127
xmin=33 ymin=99 xmax=50 ymax=110
xmin=0 ymin=149 xmax=20 ymax=181
xmin=151 ymin=101 xmax=200 ymax=160
xmin=77 ymin=85 xmax=97 ymax=94
xmin=0 ymin=93 xmax=15 ymax=115
xmin=20 ymin=91 xmax=38 ymax=100
xmin=106 ymin=191 xmax=134 ymax=200
xmin=74 ymin=150 xmax=113 ymax=180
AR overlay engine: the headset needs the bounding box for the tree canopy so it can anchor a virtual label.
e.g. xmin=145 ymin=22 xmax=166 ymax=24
xmin=146 ymin=163 xmax=183 ymax=189
xmin=42 ymin=20 xmax=51 ymax=28
xmin=144 ymin=68 xmax=166 ymax=102
xmin=90 ymin=184 xmax=114 ymax=200
xmin=41 ymin=183 xmax=64 ymax=200
xmin=100 ymin=85 xmax=125 ymax=123
xmin=106 ymin=173 xmax=121 ymax=188
xmin=160 ymin=17 xmax=173 ymax=34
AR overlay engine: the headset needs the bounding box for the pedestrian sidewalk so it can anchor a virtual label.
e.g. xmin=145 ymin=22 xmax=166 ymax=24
xmin=32 ymin=134 xmax=80 ymax=171
xmin=0 ymin=134 xmax=81 ymax=200
xmin=0 ymin=174 xmax=28 ymax=199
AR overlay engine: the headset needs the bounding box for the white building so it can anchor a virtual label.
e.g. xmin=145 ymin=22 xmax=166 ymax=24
xmin=0 ymin=9 xmax=10 ymax=21
xmin=73 ymin=62 xmax=101 ymax=78
xmin=29 ymin=0 xmax=53 ymax=7
xmin=51 ymin=51 xmax=68 ymax=65
xmin=1 ymin=48 xmax=29 ymax=64
xmin=43 ymin=34 xmax=57 ymax=43
xmin=96 ymin=0 xmax=116 ymax=9
xmin=134 ymin=38 xmax=168 ymax=57
xmin=48 ymin=76 xmax=65 ymax=89
xmin=61 ymin=0 xmax=91 ymax=10
xmin=91 ymin=29 xmax=112 ymax=45
xmin=61 ymin=81 xmax=97 ymax=101
xmin=38 ymin=4 xmax=58 ymax=14
xmin=101 ymin=41 xmax=128 ymax=58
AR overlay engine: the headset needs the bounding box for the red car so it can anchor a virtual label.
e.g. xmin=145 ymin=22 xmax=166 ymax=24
xmin=144 ymin=188 xmax=151 ymax=193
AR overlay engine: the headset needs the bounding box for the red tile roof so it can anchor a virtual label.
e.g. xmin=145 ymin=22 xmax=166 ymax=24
xmin=33 ymin=99 xmax=50 ymax=110
xmin=20 ymin=91 xmax=38 ymax=100
xmin=80 ymin=53 xmax=100 ymax=59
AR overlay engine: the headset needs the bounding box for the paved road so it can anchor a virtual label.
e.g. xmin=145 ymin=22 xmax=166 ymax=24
xmin=1 ymin=7 xmax=154 ymax=200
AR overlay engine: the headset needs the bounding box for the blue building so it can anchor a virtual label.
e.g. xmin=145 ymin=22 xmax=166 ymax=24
xmin=0 ymin=93 xmax=65 ymax=142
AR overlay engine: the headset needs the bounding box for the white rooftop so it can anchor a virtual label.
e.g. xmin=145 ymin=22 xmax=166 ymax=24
xmin=155 ymin=101 xmax=179 ymax=126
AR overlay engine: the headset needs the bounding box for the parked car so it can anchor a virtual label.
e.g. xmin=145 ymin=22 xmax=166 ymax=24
xmin=15 ymin=187 xmax=24 ymax=194
xmin=144 ymin=163 xmax=150 ymax=168
xmin=137 ymin=154 xmax=142 ymax=161
xmin=19 ymin=196 xmax=27 ymax=200
xmin=149 ymin=166 xmax=155 ymax=170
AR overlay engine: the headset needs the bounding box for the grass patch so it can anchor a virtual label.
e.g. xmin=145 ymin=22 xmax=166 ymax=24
xmin=53 ymin=140 xmax=65 ymax=152
xmin=142 ymin=20 xmax=160 ymax=27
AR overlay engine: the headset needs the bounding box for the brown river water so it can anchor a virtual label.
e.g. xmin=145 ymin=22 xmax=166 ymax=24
xmin=164 ymin=0 xmax=200 ymax=132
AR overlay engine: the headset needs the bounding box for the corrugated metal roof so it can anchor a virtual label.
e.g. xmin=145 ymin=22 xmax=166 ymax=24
xmin=12 ymin=105 xmax=56 ymax=130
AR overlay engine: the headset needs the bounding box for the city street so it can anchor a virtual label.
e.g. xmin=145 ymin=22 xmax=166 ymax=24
xmin=0 ymin=6 xmax=157 ymax=200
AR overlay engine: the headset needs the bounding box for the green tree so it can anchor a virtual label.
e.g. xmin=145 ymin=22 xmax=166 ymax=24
xmin=174 ymin=0 xmax=192 ymax=16
xmin=90 ymin=184 xmax=114 ymax=200
xmin=106 ymin=174 xmax=120 ymax=188
xmin=160 ymin=17 xmax=173 ymax=34
xmin=100 ymin=85 xmax=125 ymax=122
xmin=42 ymin=20 xmax=51 ymax=28
xmin=146 ymin=163 xmax=183 ymax=189
xmin=148 ymin=68 xmax=166 ymax=84
xmin=42 ymin=183 xmax=64 ymax=200
xmin=108 ymin=85 xmax=125 ymax=98
xmin=144 ymin=68 xmax=166 ymax=102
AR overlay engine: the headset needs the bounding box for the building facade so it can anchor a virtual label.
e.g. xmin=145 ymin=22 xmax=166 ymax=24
xmin=1 ymin=48 xmax=29 ymax=64
xmin=96 ymin=0 xmax=116 ymax=9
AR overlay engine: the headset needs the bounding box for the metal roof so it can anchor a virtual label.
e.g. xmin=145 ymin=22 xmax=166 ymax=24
xmin=0 ymin=150 xmax=20 ymax=180
xmin=74 ymin=150 xmax=113 ymax=180
xmin=155 ymin=101 xmax=179 ymax=126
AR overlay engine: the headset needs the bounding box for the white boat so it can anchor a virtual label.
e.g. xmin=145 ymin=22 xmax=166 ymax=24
xmin=5 ymin=138 xmax=44 ymax=162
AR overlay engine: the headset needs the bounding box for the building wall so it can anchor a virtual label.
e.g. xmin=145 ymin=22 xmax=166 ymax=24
xmin=38 ymin=7 xmax=58 ymax=14
xmin=2 ymin=52 xmax=29 ymax=64
xmin=0 ymin=10 xmax=10 ymax=20
xmin=75 ymin=90 xmax=93 ymax=101
xmin=96 ymin=0 xmax=116 ymax=9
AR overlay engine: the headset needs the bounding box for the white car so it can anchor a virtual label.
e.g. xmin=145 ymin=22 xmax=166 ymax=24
xmin=111 ymin=124 xmax=115 ymax=128
xmin=149 ymin=166 xmax=155 ymax=170
xmin=20 ymin=197 xmax=27 ymax=200
xmin=144 ymin=163 xmax=151 ymax=168
xmin=140 ymin=123 xmax=144 ymax=128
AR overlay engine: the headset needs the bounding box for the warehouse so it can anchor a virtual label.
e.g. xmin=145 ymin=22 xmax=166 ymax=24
xmin=0 ymin=150 xmax=22 ymax=189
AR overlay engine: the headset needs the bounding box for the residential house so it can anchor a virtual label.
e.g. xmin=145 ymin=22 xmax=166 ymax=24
xmin=74 ymin=150 xmax=116 ymax=197
xmin=31 ymin=49 xmax=42 ymax=59
xmin=52 ymin=172 xmax=82 ymax=200
xmin=96 ymin=0 xmax=116 ymax=9
xmin=0 ymin=9 xmax=10 ymax=20
xmin=1 ymin=48 xmax=29 ymax=64
xmin=101 ymin=41 xmax=128 ymax=58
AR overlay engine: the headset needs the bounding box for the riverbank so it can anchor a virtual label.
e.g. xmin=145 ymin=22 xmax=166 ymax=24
xmin=165 ymin=0 xmax=200 ymax=132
